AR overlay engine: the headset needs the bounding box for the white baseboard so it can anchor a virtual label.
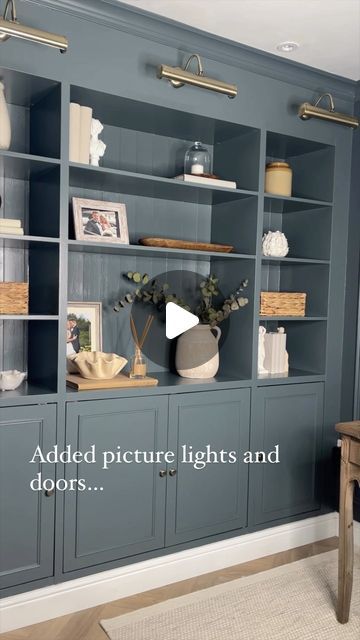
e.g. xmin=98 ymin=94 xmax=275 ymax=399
xmin=0 ymin=513 xmax=338 ymax=633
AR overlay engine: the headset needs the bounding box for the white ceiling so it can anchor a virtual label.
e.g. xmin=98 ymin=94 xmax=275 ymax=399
xmin=120 ymin=0 xmax=360 ymax=80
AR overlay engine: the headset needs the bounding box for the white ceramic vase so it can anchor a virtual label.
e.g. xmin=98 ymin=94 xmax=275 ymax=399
xmin=175 ymin=324 xmax=221 ymax=379
xmin=262 ymin=230 xmax=289 ymax=257
xmin=0 ymin=82 xmax=11 ymax=151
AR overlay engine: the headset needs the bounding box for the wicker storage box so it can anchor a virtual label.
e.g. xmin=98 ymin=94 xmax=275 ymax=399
xmin=260 ymin=292 xmax=306 ymax=317
xmin=0 ymin=282 xmax=29 ymax=315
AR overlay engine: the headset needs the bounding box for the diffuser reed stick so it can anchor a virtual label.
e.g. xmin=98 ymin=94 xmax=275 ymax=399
xmin=129 ymin=314 xmax=154 ymax=378
xmin=130 ymin=314 xmax=154 ymax=348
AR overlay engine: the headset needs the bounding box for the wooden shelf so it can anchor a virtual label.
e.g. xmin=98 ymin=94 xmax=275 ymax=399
xmin=0 ymin=315 xmax=59 ymax=321
xmin=68 ymin=239 xmax=255 ymax=261
xmin=0 ymin=150 xmax=60 ymax=179
xmin=69 ymin=163 xmax=258 ymax=205
xmin=262 ymin=256 xmax=330 ymax=265
xmin=66 ymin=371 xmax=253 ymax=401
xmin=0 ymin=234 xmax=60 ymax=247
xmin=259 ymin=316 xmax=327 ymax=322
xmin=257 ymin=368 xmax=325 ymax=385
xmin=0 ymin=382 xmax=58 ymax=407
xmin=264 ymin=193 xmax=332 ymax=209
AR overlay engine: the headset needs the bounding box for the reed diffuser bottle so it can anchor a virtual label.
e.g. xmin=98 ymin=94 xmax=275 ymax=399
xmin=129 ymin=314 xmax=153 ymax=379
xmin=130 ymin=346 xmax=147 ymax=379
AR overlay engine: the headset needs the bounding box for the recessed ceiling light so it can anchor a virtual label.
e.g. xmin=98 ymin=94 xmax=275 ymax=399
xmin=276 ymin=41 xmax=299 ymax=53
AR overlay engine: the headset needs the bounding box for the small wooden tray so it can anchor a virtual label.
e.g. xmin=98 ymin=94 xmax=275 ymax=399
xmin=139 ymin=238 xmax=234 ymax=253
xmin=66 ymin=373 xmax=159 ymax=391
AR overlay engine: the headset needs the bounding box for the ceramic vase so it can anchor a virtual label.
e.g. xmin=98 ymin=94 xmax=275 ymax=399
xmin=0 ymin=82 xmax=11 ymax=151
xmin=262 ymin=230 xmax=289 ymax=257
xmin=263 ymin=327 xmax=289 ymax=374
xmin=175 ymin=324 xmax=221 ymax=379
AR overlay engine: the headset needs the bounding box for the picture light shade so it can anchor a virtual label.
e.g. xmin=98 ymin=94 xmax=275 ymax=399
xmin=0 ymin=0 xmax=68 ymax=52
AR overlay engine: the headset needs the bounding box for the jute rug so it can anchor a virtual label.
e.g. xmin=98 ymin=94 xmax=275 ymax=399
xmin=100 ymin=550 xmax=360 ymax=639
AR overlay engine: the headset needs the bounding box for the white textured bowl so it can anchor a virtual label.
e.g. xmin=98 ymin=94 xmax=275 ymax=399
xmin=0 ymin=370 xmax=27 ymax=391
xmin=67 ymin=354 xmax=79 ymax=374
xmin=68 ymin=352 xmax=128 ymax=380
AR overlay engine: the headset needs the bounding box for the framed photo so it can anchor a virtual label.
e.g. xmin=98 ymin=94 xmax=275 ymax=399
xmin=72 ymin=198 xmax=129 ymax=244
xmin=67 ymin=302 xmax=102 ymax=354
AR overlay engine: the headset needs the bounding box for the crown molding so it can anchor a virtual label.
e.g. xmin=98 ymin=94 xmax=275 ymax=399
xmin=23 ymin=0 xmax=357 ymax=102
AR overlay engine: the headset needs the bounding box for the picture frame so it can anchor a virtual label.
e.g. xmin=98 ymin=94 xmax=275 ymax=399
xmin=72 ymin=197 xmax=129 ymax=244
xmin=67 ymin=302 xmax=102 ymax=354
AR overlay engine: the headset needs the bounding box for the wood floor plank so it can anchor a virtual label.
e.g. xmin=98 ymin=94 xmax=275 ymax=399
xmin=1 ymin=537 xmax=338 ymax=640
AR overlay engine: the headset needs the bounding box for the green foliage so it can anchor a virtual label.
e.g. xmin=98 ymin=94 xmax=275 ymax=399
xmin=114 ymin=272 xmax=249 ymax=327
xmin=196 ymin=275 xmax=249 ymax=327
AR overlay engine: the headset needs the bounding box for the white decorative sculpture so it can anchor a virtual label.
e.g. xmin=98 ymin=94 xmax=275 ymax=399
xmin=262 ymin=230 xmax=289 ymax=257
xmin=0 ymin=82 xmax=11 ymax=150
xmin=0 ymin=370 xmax=26 ymax=391
xmin=258 ymin=326 xmax=269 ymax=374
xmin=90 ymin=118 xmax=106 ymax=166
xmin=264 ymin=327 xmax=289 ymax=374
xmin=67 ymin=352 xmax=127 ymax=379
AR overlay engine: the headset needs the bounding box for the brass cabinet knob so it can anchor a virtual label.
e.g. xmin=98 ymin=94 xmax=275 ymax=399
xmin=45 ymin=488 xmax=55 ymax=497
xmin=159 ymin=470 xmax=167 ymax=478
xmin=169 ymin=468 xmax=177 ymax=477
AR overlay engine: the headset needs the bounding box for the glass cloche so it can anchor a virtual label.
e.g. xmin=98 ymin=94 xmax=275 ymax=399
xmin=184 ymin=141 xmax=211 ymax=176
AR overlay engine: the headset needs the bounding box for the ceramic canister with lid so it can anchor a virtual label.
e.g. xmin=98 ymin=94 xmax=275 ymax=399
xmin=265 ymin=162 xmax=292 ymax=197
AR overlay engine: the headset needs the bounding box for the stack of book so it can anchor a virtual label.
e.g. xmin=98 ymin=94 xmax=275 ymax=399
xmin=69 ymin=103 xmax=93 ymax=164
xmin=0 ymin=219 xmax=24 ymax=236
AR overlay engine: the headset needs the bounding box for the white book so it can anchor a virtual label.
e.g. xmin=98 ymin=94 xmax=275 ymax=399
xmin=69 ymin=103 xmax=81 ymax=163
xmin=174 ymin=174 xmax=237 ymax=189
xmin=0 ymin=219 xmax=22 ymax=228
xmin=79 ymin=105 xmax=93 ymax=164
xmin=0 ymin=228 xmax=24 ymax=236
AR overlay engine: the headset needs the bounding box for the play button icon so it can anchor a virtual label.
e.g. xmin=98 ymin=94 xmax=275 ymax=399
xmin=166 ymin=302 xmax=199 ymax=339
xmin=129 ymin=269 xmax=230 ymax=369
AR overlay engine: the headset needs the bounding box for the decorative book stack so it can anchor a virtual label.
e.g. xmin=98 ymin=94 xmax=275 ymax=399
xmin=174 ymin=174 xmax=237 ymax=189
xmin=69 ymin=102 xmax=93 ymax=163
xmin=0 ymin=219 xmax=24 ymax=235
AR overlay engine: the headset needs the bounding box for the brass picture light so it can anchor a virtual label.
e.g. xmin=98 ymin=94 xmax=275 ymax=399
xmin=158 ymin=54 xmax=237 ymax=99
xmin=298 ymin=93 xmax=359 ymax=129
xmin=0 ymin=0 xmax=68 ymax=53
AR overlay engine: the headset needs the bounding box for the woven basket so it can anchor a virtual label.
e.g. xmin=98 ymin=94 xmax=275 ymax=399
xmin=260 ymin=292 xmax=306 ymax=317
xmin=0 ymin=282 xmax=29 ymax=315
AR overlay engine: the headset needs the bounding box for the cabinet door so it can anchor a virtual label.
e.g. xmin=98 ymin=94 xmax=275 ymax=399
xmin=250 ymin=383 xmax=324 ymax=525
xmin=166 ymin=389 xmax=250 ymax=546
xmin=0 ymin=404 xmax=56 ymax=590
xmin=64 ymin=396 xmax=168 ymax=572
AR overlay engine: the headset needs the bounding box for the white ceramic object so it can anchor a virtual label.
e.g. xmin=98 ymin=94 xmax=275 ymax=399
xmin=68 ymin=351 xmax=127 ymax=379
xmin=66 ymin=354 xmax=79 ymax=374
xmin=90 ymin=118 xmax=106 ymax=166
xmin=175 ymin=324 xmax=221 ymax=379
xmin=0 ymin=370 xmax=26 ymax=391
xmin=258 ymin=326 xmax=269 ymax=375
xmin=262 ymin=230 xmax=289 ymax=258
xmin=264 ymin=327 xmax=289 ymax=374
xmin=0 ymin=82 xmax=11 ymax=151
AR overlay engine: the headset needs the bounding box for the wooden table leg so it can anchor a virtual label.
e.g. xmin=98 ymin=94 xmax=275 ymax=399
xmin=338 ymin=445 xmax=354 ymax=624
